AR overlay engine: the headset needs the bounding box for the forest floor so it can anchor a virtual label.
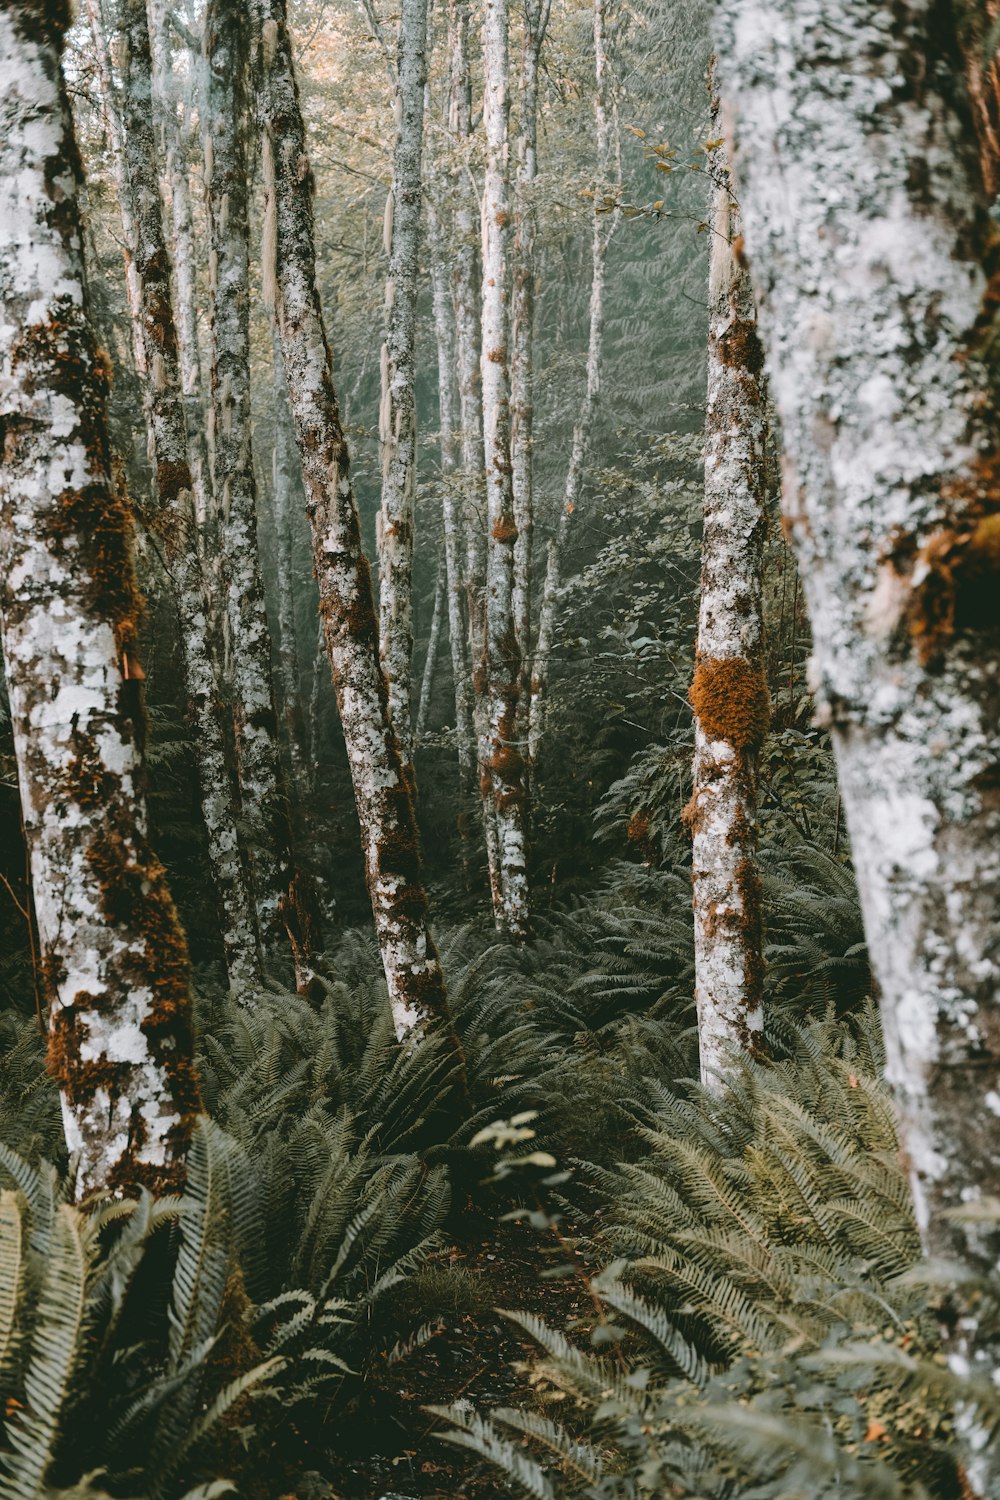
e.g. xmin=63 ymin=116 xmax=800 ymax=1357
xmin=323 ymin=1212 xmax=591 ymax=1500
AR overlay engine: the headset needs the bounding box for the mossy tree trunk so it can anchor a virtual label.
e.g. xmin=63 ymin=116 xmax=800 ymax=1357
xmin=715 ymin=0 xmax=1000 ymax=1463
xmin=89 ymin=0 xmax=264 ymax=992
xmin=377 ymin=0 xmax=429 ymax=768
xmin=204 ymin=0 xmax=294 ymax=946
xmin=0 ymin=0 xmax=202 ymax=1197
xmin=480 ymin=0 xmax=531 ymax=940
xmin=252 ymin=0 xmax=456 ymax=1043
xmin=687 ymin=103 xmax=768 ymax=1089
xmin=527 ymin=0 xmax=615 ymax=765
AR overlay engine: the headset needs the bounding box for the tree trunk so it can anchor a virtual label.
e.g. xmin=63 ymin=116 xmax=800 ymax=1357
xmin=377 ymin=0 xmax=429 ymax=766
xmin=427 ymin=193 xmax=476 ymax=785
xmin=510 ymin=0 xmax=550 ymax=680
xmin=527 ymin=0 xmax=615 ymax=765
xmin=687 ymin=106 xmax=768 ymax=1089
xmin=252 ymin=0 xmax=456 ymax=1043
xmin=0 ymin=1 xmax=202 ymax=1197
xmin=204 ymin=0 xmax=292 ymax=942
xmin=415 ymin=561 xmax=446 ymax=740
xmin=715 ymin=0 xmax=1000 ymax=1454
xmin=89 ymin=0 xmax=264 ymax=992
xmin=271 ymin=335 xmax=313 ymax=807
xmin=480 ymin=0 xmax=531 ymax=939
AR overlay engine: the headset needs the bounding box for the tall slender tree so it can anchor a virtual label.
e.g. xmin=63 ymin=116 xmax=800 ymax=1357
xmin=715 ymin=0 xmax=1000 ymax=1459
xmin=88 ymin=0 xmax=264 ymax=991
xmin=528 ymin=0 xmax=616 ymax=763
xmin=204 ymin=0 xmax=292 ymax=940
xmin=252 ymin=0 xmax=457 ymax=1044
xmin=377 ymin=0 xmax=429 ymax=766
xmin=687 ymin=101 xmax=768 ymax=1088
xmin=480 ymin=0 xmax=531 ymax=939
xmin=0 ymin=0 xmax=202 ymax=1196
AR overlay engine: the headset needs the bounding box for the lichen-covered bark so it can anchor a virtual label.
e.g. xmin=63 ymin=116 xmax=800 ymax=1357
xmin=480 ymin=0 xmax=531 ymax=939
xmin=0 ymin=0 xmax=202 ymax=1197
xmin=687 ymin=113 xmax=768 ymax=1089
xmin=251 ymin=0 xmax=456 ymax=1042
xmin=89 ymin=0 xmax=264 ymax=993
xmin=271 ymin=335 xmax=313 ymax=808
xmin=377 ymin=0 xmax=429 ymax=765
xmin=715 ymin=0 xmax=1000 ymax=1444
xmin=204 ymin=0 xmax=292 ymax=941
xmin=528 ymin=0 xmax=614 ymax=765
xmin=415 ymin=561 xmax=445 ymax=739
xmin=427 ymin=194 xmax=476 ymax=785
xmin=510 ymin=0 xmax=550 ymax=679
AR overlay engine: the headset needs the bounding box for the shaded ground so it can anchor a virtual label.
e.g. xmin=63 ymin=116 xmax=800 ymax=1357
xmin=327 ymin=1215 xmax=592 ymax=1500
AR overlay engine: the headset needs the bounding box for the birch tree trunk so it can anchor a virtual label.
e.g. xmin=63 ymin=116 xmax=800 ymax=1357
xmin=252 ymin=0 xmax=456 ymax=1043
xmin=427 ymin=194 xmax=476 ymax=786
xmin=527 ymin=0 xmax=615 ymax=764
xmin=377 ymin=0 xmax=429 ymax=766
xmin=480 ymin=0 xmax=531 ymax=938
xmin=0 ymin=0 xmax=202 ymax=1197
xmin=510 ymin=0 xmax=550 ymax=675
xmin=90 ymin=0 xmax=264 ymax=992
xmin=415 ymin=561 xmax=445 ymax=739
xmin=687 ymin=113 xmax=768 ymax=1089
xmin=715 ymin=0 xmax=1000 ymax=1447
xmin=204 ymin=0 xmax=292 ymax=941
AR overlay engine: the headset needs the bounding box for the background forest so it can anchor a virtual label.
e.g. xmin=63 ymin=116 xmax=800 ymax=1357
xmin=0 ymin=0 xmax=997 ymax=1498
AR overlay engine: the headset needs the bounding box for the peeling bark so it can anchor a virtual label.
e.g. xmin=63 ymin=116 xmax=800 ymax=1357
xmin=480 ymin=0 xmax=531 ymax=939
xmin=0 ymin=0 xmax=202 ymax=1196
xmin=528 ymin=0 xmax=615 ymax=765
xmin=204 ymin=0 xmax=292 ymax=941
xmin=688 ymin=106 xmax=768 ymax=1089
xmin=251 ymin=0 xmax=456 ymax=1043
xmin=89 ymin=0 xmax=264 ymax=992
xmin=715 ymin=0 xmax=1000 ymax=1446
xmin=377 ymin=0 xmax=429 ymax=766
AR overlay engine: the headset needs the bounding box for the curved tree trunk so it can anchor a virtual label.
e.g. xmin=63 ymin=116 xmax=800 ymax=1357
xmin=415 ymin=561 xmax=445 ymax=740
xmin=687 ymin=105 xmax=768 ymax=1089
xmin=204 ymin=0 xmax=292 ymax=942
xmin=427 ymin=193 xmax=476 ymax=785
xmin=0 ymin=1 xmax=202 ymax=1197
xmin=480 ymin=0 xmax=531 ymax=938
xmin=527 ymin=0 xmax=615 ymax=765
xmin=715 ymin=0 xmax=1000 ymax=1457
xmin=252 ymin=0 xmax=456 ymax=1043
xmin=377 ymin=0 xmax=429 ymax=766
xmin=89 ymin=0 xmax=264 ymax=992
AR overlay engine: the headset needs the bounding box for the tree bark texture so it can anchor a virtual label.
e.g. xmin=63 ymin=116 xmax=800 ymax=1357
xmin=252 ymin=0 xmax=455 ymax=1042
xmin=480 ymin=0 xmax=531 ymax=938
xmin=687 ymin=116 xmax=768 ymax=1090
xmin=715 ymin=0 xmax=1000 ymax=1439
xmin=0 ymin=0 xmax=202 ymax=1197
xmin=510 ymin=0 xmax=550 ymax=673
xmin=90 ymin=0 xmax=265 ymax=992
xmin=377 ymin=0 xmax=429 ymax=766
xmin=204 ymin=0 xmax=291 ymax=941
xmin=527 ymin=0 xmax=614 ymax=765
xmin=416 ymin=560 xmax=445 ymax=739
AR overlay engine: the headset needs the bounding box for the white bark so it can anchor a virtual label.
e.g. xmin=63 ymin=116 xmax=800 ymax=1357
xmin=252 ymin=0 xmax=458 ymax=1045
xmin=204 ymin=0 xmax=291 ymax=941
xmin=527 ymin=0 xmax=615 ymax=764
xmin=377 ymin=0 xmax=429 ymax=766
xmin=688 ymin=111 xmax=768 ymax=1090
xmin=89 ymin=0 xmax=264 ymax=992
xmin=480 ymin=0 xmax=531 ymax=938
xmin=715 ymin=0 xmax=1000 ymax=1434
xmin=0 ymin=2 xmax=202 ymax=1197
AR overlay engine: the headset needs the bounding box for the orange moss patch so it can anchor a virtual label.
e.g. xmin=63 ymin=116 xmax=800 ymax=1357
xmin=492 ymin=516 xmax=518 ymax=543
xmin=486 ymin=346 xmax=508 ymax=364
xmin=906 ymin=452 xmax=1000 ymax=661
xmin=716 ymin=317 xmax=765 ymax=377
xmin=689 ymin=656 xmax=770 ymax=750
